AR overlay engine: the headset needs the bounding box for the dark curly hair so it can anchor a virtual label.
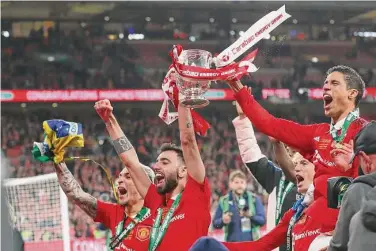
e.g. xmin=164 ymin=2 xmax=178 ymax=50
xmin=158 ymin=143 xmax=184 ymax=163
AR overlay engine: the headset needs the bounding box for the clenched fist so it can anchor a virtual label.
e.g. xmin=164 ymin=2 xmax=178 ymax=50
xmin=94 ymin=99 xmax=114 ymax=123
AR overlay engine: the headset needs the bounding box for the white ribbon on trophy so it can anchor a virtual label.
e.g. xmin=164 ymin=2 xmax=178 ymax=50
xmin=159 ymin=5 xmax=291 ymax=135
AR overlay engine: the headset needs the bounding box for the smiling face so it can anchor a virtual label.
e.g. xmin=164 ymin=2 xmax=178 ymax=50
xmin=322 ymin=71 xmax=358 ymax=120
xmin=293 ymin=153 xmax=315 ymax=194
xmin=154 ymin=150 xmax=186 ymax=194
xmin=117 ymin=167 xmax=142 ymax=206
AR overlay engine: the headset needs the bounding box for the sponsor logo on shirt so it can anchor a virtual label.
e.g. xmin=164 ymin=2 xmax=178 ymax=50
xmin=170 ymin=213 xmax=185 ymax=223
xmin=136 ymin=226 xmax=151 ymax=242
xmin=313 ymin=136 xmax=320 ymax=142
xmin=114 ymin=243 xmax=135 ymax=251
xmin=313 ymin=150 xmax=335 ymax=167
xmin=293 ymin=228 xmax=320 ymax=241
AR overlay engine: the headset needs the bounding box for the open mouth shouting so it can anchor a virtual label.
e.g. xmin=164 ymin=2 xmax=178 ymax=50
xmin=323 ymin=93 xmax=333 ymax=111
xmin=118 ymin=186 xmax=128 ymax=199
xmin=154 ymin=172 xmax=165 ymax=188
xmin=296 ymin=174 xmax=305 ymax=188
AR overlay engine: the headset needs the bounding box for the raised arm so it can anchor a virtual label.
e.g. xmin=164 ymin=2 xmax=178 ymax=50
xmin=233 ymin=103 xmax=280 ymax=193
xmin=54 ymin=162 xmax=97 ymax=218
xmin=271 ymin=139 xmax=296 ymax=183
xmin=178 ymin=104 xmax=205 ymax=183
xmin=227 ymin=80 xmax=318 ymax=153
xmin=94 ymin=99 xmax=151 ymax=198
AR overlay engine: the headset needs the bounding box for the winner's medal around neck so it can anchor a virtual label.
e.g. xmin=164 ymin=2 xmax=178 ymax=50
xmin=330 ymin=108 xmax=360 ymax=143
xmin=335 ymin=143 xmax=343 ymax=149
xmin=148 ymin=193 xmax=182 ymax=251
xmin=159 ymin=5 xmax=291 ymax=134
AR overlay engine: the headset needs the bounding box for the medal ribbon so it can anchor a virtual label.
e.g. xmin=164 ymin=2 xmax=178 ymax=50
xmin=110 ymin=207 xmax=151 ymax=250
xmin=159 ymin=5 xmax=291 ymax=135
xmin=275 ymin=175 xmax=294 ymax=225
xmin=148 ymin=193 xmax=182 ymax=251
xmin=330 ymin=108 xmax=359 ymax=143
xmin=286 ymin=198 xmax=306 ymax=251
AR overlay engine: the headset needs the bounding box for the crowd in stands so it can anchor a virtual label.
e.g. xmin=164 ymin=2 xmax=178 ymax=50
xmin=2 ymin=24 xmax=376 ymax=243
xmin=2 ymin=106 xmax=327 ymax=240
xmin=2 ymin=26 xmax=376 ymax=92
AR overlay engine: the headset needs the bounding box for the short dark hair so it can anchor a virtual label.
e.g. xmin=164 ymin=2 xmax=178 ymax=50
xmin=326 ymin=65 xmax=365 ymax=106
xmin=159 ymin=143 xmax=185 ymax=163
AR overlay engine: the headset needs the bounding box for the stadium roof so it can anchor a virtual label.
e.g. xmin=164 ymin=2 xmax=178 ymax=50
xmin=1 ymin=1 xmax=376 ymax=25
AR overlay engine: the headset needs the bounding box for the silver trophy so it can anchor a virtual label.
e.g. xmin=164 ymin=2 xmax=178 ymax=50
xmin=175 ymin=49 xmax=213 ymax=108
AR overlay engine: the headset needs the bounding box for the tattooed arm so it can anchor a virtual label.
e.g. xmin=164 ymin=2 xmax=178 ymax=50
xmin=104 ymin=113 xmax=151 ymax=198
xmin=178 ymin=104 xmax=205 ymax=183
xmin=54 ymin=162 xmax=97 ymax=218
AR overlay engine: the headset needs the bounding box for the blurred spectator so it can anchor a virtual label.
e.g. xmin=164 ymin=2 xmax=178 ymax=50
xmin=212 ymin=170 xmax=265 ymax=242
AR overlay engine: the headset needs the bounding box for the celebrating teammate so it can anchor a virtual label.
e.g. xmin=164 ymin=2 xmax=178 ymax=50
xmin=223 ymin=153 xmax=319 ymax=251
xmin=53 ymin=162 xmax=155 ymax=250
xmin=226 ymin=65 xmax=368 ymax=232
xmin=232 ymin=101 xmax=297 ymax=251
xmin=191 ymin=153 xmax=321 ymax=251
xmin=95 ymin=99 xmax=211 ymax=251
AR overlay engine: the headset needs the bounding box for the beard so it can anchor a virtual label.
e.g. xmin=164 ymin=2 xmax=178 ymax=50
xmin=234 ymin=188 xmax=245 ymax=195
xmin=157 ymin=173 xmax=179 ymax=194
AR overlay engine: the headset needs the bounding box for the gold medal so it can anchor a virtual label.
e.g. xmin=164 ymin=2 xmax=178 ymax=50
xmin=335 ymin=143 xmax=343 ymax=149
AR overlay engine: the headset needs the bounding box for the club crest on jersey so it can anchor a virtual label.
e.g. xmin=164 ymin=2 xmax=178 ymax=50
xmin=136 ymin=226 xmax=151 ymax=241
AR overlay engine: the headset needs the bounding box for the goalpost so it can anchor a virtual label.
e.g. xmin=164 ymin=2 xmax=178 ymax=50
xmin=3 ymin=173 xmax=71 ymax=251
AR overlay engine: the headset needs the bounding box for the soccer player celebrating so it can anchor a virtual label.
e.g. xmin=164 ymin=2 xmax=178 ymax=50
xmin=191 ymin=153 xmax=321 ymax=251
xmin=95 ymin=100 xmax=211 ymax=251
xmin=226 ymin=65 xmax=368 ymax=233
xmin=53 ymin=162 xmax=155 ymax=251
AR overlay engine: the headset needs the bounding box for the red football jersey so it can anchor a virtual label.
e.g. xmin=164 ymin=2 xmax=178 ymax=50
xmin=223 ymin=200 xmax=324 ymax=251
xmin=94 ymin=200 xmax=153 ymax=251
xmin=235 ymin=87 xmax=368 ymax=232
xmin=144 ymin=175 xmax=211 ymax=251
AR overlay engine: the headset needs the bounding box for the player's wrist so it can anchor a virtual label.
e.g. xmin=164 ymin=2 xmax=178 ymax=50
xmin=228 ymin=79 xmax=244 ymax=93
xmin=105 ymin=114 xmax=116 ymax=127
